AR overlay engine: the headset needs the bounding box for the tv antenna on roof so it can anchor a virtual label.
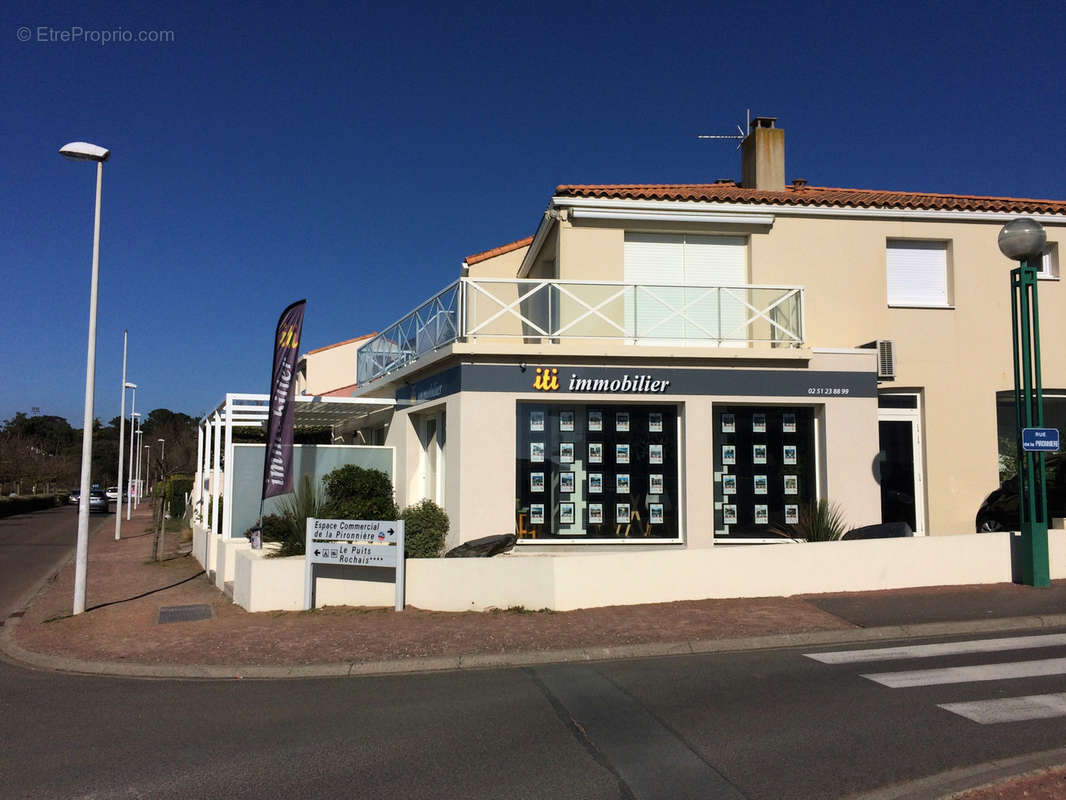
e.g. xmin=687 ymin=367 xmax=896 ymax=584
xmin=697 ymin=109 xmax=750 ymax=150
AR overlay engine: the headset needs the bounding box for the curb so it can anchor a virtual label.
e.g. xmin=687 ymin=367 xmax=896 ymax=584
xmin=847 ymin=745 xmax=1066 ymax=799
xmin=5 ymin=610 xmax=1066 ymax=681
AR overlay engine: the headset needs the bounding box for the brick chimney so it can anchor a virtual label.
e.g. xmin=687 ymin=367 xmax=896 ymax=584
xmin=741 ymin=116 xmax=785 ymax=191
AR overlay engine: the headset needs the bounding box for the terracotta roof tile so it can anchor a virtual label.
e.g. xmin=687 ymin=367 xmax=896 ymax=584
xmin=554 ymin=182 xmax=1066 ymax=216
xmin=305 ymin=333 xmax=376 ymax=355
xmin=466 ymin=235 xmax=534 ymax=265
xmin=319 ymin=384 xmax=357 ymax=398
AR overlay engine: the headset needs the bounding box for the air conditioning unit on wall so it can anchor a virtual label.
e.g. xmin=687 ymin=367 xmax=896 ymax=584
xmin=861 ymin=340 xmax=896 ymax=381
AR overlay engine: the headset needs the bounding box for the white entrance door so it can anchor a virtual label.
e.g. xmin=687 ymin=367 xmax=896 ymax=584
xmin=419 ymin=412 xmax=446 ymax=505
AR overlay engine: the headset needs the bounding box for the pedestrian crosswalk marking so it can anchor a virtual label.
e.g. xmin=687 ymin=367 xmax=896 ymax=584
xmin=863 ymin=657 xmax=1066 ymax=688
xmin=804 ymin=633 xmax=1066 ymax=665
xmin=939 ymin=692 xmax=1066 ymax=724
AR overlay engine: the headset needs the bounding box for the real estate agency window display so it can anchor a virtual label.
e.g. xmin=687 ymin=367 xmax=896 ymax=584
xmin=516 ymin=403 xmax=679 ymax=540
xmin=714 ymin=406 xmax=816 ymax=539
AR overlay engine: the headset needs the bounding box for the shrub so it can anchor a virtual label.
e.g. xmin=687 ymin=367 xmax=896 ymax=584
xmin=260 ymin=474 xmax=325 ymax=557
xmin=321 ymin=465 xmax=398 ymax=522
xmin=167 ymin=476 xmax=194 ymax=518
xmin=206 ymin=498 xmax=223 ymax=528
xmin=0 ymin=494 xmax=63 ymax=518
xmin=259 ymin=514 xmax=288 ymax=542
xmin=401 ymin=499 xmax=449 ymax=558
xmin=769 ymin=499 xmax=849 ymax=542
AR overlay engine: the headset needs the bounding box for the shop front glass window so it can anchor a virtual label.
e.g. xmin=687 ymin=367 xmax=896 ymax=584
xmin=713 ymin=405 xmax=816 ymax=539
xmin=996 ymin=392 xmax=1066 ymax=481
xmin=516 ymin=403 xmax=679 ymax=541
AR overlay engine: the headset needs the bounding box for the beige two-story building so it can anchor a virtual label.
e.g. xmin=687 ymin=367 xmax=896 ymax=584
xmin=340 ymin=117 xmax=1064 ymax=550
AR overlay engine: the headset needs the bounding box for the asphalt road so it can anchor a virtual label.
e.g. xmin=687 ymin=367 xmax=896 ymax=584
xmin=3 ymin=510 xmax=1066 ymax=798
xmin=3 ymin=633 xmax=1066 ymax=798
xmin=0 ymin=504 xmax=94 ymax=618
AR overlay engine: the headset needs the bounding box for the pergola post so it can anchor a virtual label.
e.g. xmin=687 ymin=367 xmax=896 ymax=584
xmin=222 ymin=394 xmax=235 ymax=540
xmin=210 ymin=412 xmax=221 ymax=537
xmin=194 ymin=420 xmax=205 ymax=521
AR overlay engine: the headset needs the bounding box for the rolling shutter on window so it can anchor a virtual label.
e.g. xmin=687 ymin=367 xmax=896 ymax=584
xmin=624 ymin=233 xmax=685 ymax=340
xmin=682 ymin=235 xmax=747 ymax=340
xmin=886 ymin=241 xmax=948 ymax=306
xmin=624 ymin=233 xmax=747 ymax=343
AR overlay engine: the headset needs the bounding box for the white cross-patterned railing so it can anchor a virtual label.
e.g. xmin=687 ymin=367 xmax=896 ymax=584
xmin=357 ymin=278 xmax=804 ymax=385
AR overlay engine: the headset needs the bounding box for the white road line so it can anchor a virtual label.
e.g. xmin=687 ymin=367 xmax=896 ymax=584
xmin=940 ymin=692 xmax=1066 ymax=724
xmin=863 ymin=657 xmax=1066 ymax=688
xmin=804 ymin=634 xmax=1066 ymax=665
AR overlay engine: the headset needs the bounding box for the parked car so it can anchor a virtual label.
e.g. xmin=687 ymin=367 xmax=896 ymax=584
xmin=105 ymin=486 xmax=119 ymax=501
xmin=975 ymin=455 xmax=1065 ymax=532
xmin=68 ymin=490 xmax=80 ymax=505
xmin=88 ymin=490 xmax=109 ymax=513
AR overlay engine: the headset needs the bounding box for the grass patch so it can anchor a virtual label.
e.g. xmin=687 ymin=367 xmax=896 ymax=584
xmin=492 ymin=605 xmax=555 ymax=615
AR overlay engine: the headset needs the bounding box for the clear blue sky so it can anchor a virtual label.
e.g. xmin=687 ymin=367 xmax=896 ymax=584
xmin=3 ymin=0 xmax=1064 ymax=425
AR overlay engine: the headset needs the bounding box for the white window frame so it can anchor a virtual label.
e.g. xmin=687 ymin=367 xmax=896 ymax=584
xmin=885 ymin=239 xmax=953 ymax=309
xmin=417 ymin=410 xmax=446 ymax=506
xmin=1039 ymin=242 xmax=1060 ymax=280
xmin=877 ymin=392 xmax=926 ymax=536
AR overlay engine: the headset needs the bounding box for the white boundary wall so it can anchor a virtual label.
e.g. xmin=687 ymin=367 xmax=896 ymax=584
xmin=224 ymin=531 xmax=1066 ymax=612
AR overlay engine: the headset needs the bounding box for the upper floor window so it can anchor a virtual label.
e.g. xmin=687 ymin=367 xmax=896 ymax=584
xmin=623 ymin=233 xmax=749 ymax=343
xmin=886 ymin=240 xmax=951 ymax=308
xmin=1039 ymin=243 xmax=1060 ymax=280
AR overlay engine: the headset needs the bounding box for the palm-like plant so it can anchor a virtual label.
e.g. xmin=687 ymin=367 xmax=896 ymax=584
xmin=769 ymin=499 xmax=849 ymax=542
xmin=271 ymin=473 xmax=325 ymax=556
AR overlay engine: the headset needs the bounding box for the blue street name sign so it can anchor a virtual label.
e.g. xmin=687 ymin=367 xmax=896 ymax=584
xmin=1022 ymin=427 xmax=1061 ymax=452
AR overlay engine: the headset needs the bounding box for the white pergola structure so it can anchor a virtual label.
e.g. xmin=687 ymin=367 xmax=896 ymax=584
xmin=194 ymin=393 xmax=395 ymax=571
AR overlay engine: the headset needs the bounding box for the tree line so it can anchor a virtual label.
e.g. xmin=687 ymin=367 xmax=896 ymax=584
xmin=0 ymin=408 xmax=200 ymax=495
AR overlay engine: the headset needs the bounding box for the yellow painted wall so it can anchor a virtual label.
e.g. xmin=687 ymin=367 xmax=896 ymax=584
xmin=554 ymin=209 xmax=1066 ymax=535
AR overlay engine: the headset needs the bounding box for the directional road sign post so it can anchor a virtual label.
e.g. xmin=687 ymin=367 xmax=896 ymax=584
xmin=304 ymin=518 xmax=405 ymax=611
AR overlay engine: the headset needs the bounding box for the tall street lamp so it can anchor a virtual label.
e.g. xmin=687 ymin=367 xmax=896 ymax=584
xmin=129 ymin=413 xmax=141 ymax=511
xmin=123 ymin=394 xmax=137 ymax=520
xmin=999 ymin=217 xmax=1051 ymax=587
xmin=115 ymin=330 xmax=134 ymax=539
xmin=158 ymin=437 xmax=166 ymax=474
xmin=143 ymin=443 xmax=150 ymax=498
xmin=135 ymin=430 xmax=144 ymax=506
xmin=61 ymin=140 xmax=110 ymax=616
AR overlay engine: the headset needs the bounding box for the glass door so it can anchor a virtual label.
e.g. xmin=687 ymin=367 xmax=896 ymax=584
xmin=419 ymin=412 xmax=445 ymax=505
xmin=877 ymin=394 xmax=925 ymax=534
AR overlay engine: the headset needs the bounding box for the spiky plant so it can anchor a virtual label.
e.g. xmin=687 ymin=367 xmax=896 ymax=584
xmin=270 ymin=473 xmax=325 ymax=556
xmin=769 ymin=499 xmax=849 ymax=542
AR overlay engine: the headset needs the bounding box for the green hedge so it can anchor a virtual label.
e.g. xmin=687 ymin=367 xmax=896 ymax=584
xmin=0 ymin=494 xmax=64 ymax=518
xmin=401 ymin=499 xmax=450 ymax=558
xmin=321 ymin=466 xmax=398 ymax=522
xmin=166 ymin=476 xmax=194 ymax=518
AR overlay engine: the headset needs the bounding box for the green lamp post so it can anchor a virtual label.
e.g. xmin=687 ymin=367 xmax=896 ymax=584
xmin=998 ymin=217 xmax=1050 ymax=587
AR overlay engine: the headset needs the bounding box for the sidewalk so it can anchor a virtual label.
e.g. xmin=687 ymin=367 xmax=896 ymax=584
xmin=5 ymin=505 xmax=1066 ymax=678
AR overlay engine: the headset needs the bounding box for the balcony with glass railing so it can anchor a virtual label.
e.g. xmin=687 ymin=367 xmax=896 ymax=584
xmin=356 ymin=278 xmax=805 ymax=386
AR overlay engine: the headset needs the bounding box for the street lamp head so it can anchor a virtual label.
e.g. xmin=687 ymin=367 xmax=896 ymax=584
xmin=59 ymin=141 xmax=110 ymax=163
xmin=998 ymin=218 xmax=1047 ymax=263
xmin=124 ymin=382 xmax=137 ymax=389
xmin=158 ymin=438 xmax=165 ymax=443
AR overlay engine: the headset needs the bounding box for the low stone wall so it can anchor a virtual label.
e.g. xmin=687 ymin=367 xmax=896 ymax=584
xmin=227 ymin=530 xmax=1066 ymax=613
xmin=192 ymin=523 xmax=208 ymax=567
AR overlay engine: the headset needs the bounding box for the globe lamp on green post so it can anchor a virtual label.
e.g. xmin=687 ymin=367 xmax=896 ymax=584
xmin=998 ymin=217 xmax=1050 ymax=587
